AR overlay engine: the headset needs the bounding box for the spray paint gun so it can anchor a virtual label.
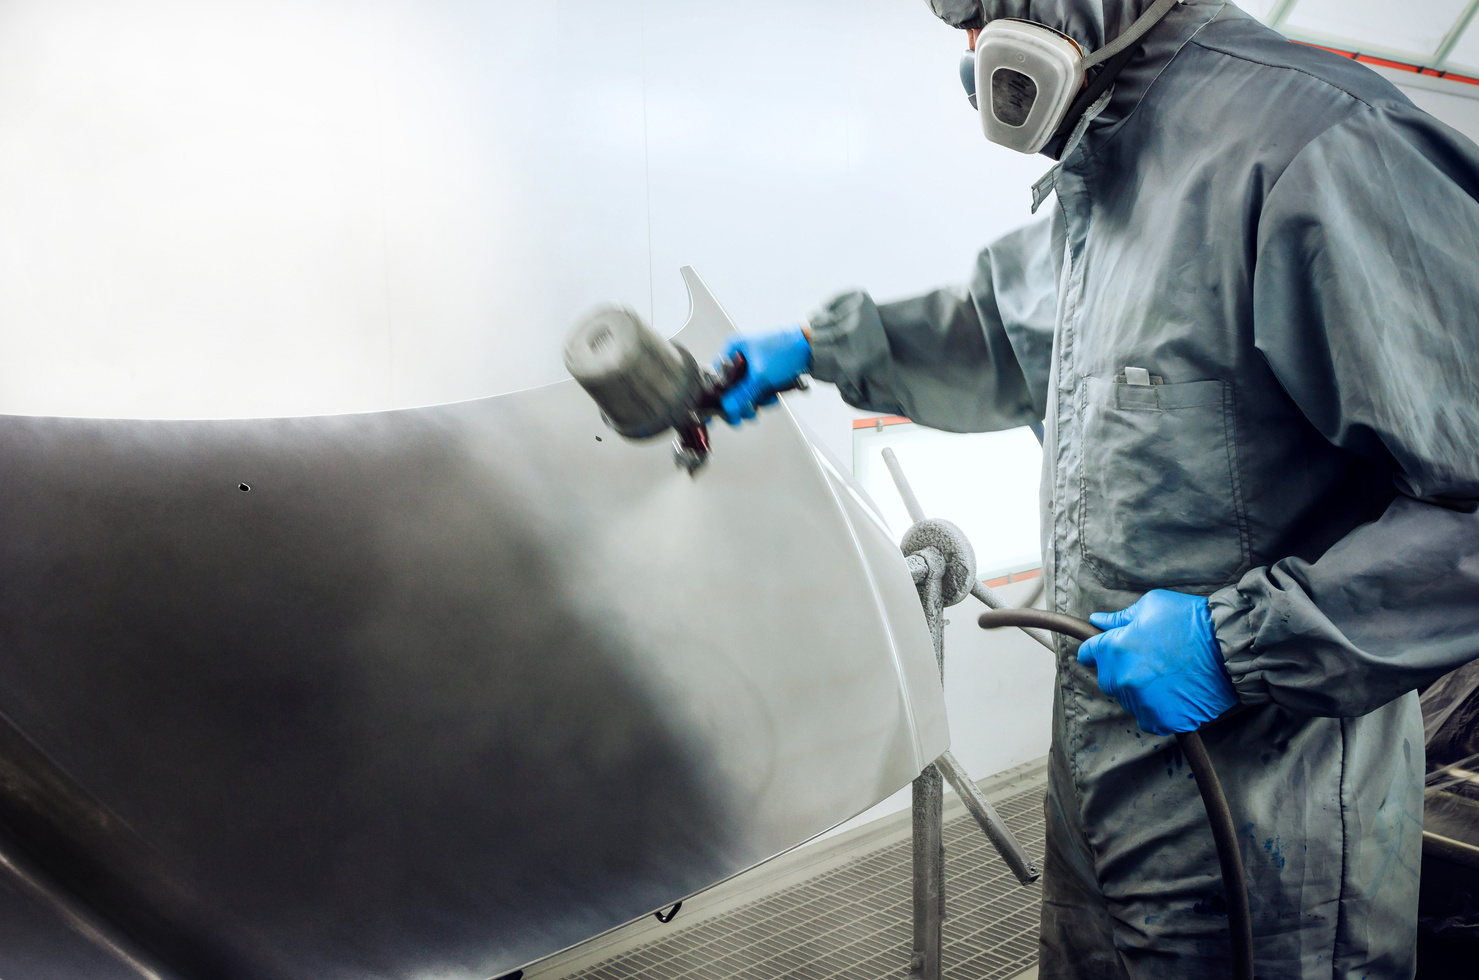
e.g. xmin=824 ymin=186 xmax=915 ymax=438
xmin=563 ymin=306 xmax=807 ymax=474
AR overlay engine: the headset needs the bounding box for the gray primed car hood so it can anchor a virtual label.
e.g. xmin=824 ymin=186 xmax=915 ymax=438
xmin=0 ymin=267 xmax=947 ymax=980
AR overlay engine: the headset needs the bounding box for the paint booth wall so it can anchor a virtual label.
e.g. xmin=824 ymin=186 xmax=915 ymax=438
xmin=0 ymin=0 xmax=1041 ymax=449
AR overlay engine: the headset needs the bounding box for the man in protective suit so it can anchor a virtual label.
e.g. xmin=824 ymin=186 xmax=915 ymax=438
xmin=715 ymin=2 xmax=1479 ymax=977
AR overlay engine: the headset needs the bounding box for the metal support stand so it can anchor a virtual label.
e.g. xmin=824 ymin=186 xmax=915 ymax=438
xmin=911 ymin=762 xmax=945 ymax=978
xmin=908 ymin=541 xmax=947 ymax=979
xmin=884 ymin=448 xmax=1041 ymax=980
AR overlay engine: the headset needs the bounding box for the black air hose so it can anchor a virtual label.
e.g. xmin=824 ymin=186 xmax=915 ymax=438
xmin=977 ymin=607 xmax=1254 ymax=980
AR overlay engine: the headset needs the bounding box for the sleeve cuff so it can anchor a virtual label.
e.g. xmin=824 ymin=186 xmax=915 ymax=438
xmin=805 ymin=291 xmax=888 ymax=388
xmin=1208 ymin=581 xmax=1271 ymax=705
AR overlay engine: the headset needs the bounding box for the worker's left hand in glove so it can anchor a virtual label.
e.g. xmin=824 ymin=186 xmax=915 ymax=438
xmin=714 ymin=326 xmax=812 ymax=426
xmin=1077 ymin=590 xmax=1239 ymax=736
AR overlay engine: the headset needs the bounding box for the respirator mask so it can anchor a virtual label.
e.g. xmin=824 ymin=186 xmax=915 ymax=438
xmin=956 ymin=0 xmax=1184 ymax=155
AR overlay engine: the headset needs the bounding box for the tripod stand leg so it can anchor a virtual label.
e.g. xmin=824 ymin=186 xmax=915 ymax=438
xmin=909 ymin=763 xmax=944 ymax=979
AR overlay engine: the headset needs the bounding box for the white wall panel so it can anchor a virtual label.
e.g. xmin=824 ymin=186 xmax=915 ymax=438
xmin=372 ymin=0 xmax=654 ymax=411
xmin=1283 ymin=0 xmax=1473 ymax=60
xmin=1234 ymin=0 xmax=1281 ymax=21
xmin=852 ymin=422 xmax=1043 ymax=581
xmin=0 ymin=0 xmax=1043 ymax=447
xmin=0 ymin=0 xmax=654 ymax=418
xmin=1443 ymin=14 xmax=1479 ymax=72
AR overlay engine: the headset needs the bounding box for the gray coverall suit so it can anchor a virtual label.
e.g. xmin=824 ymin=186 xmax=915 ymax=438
xmin=806 ymin=3 xmax=1479 ymax=977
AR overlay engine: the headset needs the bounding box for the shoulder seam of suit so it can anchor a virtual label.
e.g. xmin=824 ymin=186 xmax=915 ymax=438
xmin=1186 ymin=35 xmax=1386 ymax=113
xmin=1254 ymin=101 xmax=1366 ymax=212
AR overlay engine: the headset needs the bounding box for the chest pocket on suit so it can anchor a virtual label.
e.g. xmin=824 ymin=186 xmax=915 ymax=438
xmin=1078 ymin=376 xmax=1249 ymax=591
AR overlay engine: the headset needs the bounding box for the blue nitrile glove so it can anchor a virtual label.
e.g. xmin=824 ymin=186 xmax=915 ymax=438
xmin=714 ymin=326 xmax=812 ymax=426
xmin=1077 ymin=589 xmax=1239 ymax=737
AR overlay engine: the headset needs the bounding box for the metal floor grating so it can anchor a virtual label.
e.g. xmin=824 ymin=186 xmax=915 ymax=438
xmin=547 ymin=775 xmax=1046 ymax=980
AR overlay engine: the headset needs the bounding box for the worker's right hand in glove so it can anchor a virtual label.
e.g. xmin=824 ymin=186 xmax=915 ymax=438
xmin=1076 ymin=589 xmax=1239 ymax=737
xmin=714 ymin=326 xmax=812 ymax=426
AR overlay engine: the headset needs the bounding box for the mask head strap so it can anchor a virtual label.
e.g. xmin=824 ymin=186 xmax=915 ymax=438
xmin=1045 ymin=0 xmax=1184 ymax=158
xmin=1083 ymin=0 xmax=1183 ymax=70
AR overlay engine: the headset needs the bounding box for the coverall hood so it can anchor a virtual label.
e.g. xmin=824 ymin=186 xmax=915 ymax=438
xmin=926 ymin=0 xmax=1162 ymax=54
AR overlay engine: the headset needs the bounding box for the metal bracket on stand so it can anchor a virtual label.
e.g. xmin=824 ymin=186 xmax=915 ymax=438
xmin=883 ymin=448 xmax=1041 ymax=980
